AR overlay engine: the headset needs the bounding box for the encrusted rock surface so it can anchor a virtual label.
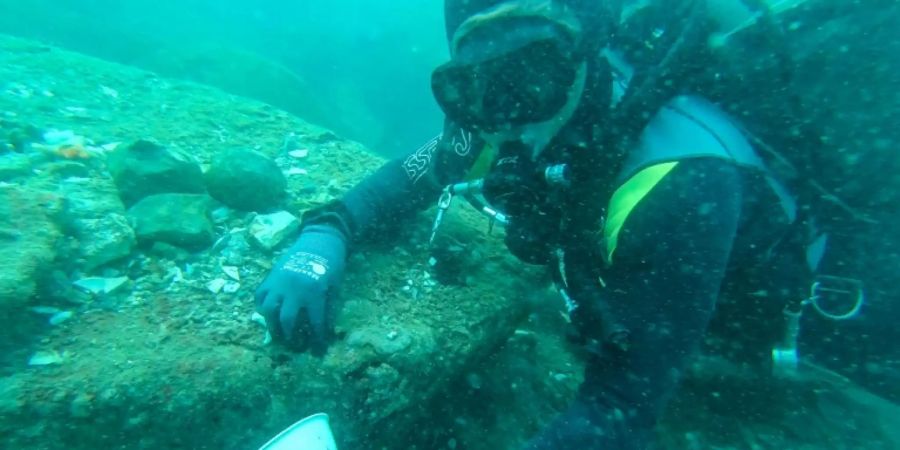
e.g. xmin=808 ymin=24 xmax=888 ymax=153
xmin=0 ymin=184 xmax=61 ymax=309
xmin=106 ymin=139 xmax=205 ymax=207
xmin=127 ymin=193 xmax=214 ymax=250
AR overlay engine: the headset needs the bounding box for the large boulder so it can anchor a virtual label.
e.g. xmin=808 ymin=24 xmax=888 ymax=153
xmin=204 ymin=148 xmax=285 ymax=212
xmin=0 ymin=184 xmax=61 ymax=308
xmin=127 ymin=193 xmax=214 ymax=250
xmin=106 ymin=140 xmax=205 ymax=207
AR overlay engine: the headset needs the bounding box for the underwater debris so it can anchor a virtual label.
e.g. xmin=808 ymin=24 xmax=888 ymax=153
xmin=30 ymin=129 xmax=98 ymax=160
xmin=222 ymin=281 xmax=240 ymax=294
xmin=288 ymin=148 xmax=309 ymax=158
xmin=54 ymin=144 xmax=92 ymax=160
xmin=210 ymin=233 xmax=231 ymax=254
xmin=164 ymin=266 xmax=184 ymax=286
xmin=206 ymin=278 xmax=227 ymax=294
xmin=250 ymin=312 xmax=272 ymax=345
xmin=248 ymin=210 xmax=299 ymax=251
xmin=29 ymin=305 xmax=61 ymax=315
xmin=27 ymin=350 xmax=64 ymax=366
xmin=250 ymin=312 xmax=266 ymax=327
xmin=219 ymin=231 xmax=251 ymax=266
xmin=99 ymin=85 xmax=119 ymax=98
xmin=58 ymin=106 xmax=91 ymax=119
xmin=99 ymin=142 xmax=120 ymax=152
xmin=48 ymin=310 xmax=74 ymax=325
xmin=284 ymin=167 xmax=308 ymax=176
xmin=221 ymin=265 xmax=240 ymax=281
xmin=41 ymin=129 xmax=78 ymax=146
xmin=71 ymin=276 xmax=129 ymax=296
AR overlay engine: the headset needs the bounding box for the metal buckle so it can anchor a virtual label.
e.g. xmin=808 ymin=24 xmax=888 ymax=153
xmin=808 ymin=275 xmax=864 ymax=321
xmin=429 ymin=186 xmax=454 ymax=245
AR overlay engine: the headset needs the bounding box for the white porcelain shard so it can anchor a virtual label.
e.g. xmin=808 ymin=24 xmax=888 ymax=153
xmin=30 ymin=306 xmax=61 ymax=315
xmin=222 ymin=281 xmax=241 ymax=294
xmin=288 ymin=149 xmax=309 ymax=158
xmin=28 ymin=350 xmax=64 ymax=366
xmin=49 ymin=311 xmax=74 ymax=325
xmin=251 ymin=312 xmax=267 ymax=328
xmin=222 ymin=265 xmax=240 ymax=281
xmin=72 ymin=276 xmax=129 ymax=295
xmin=285 ymin=167 xmax=308 ymax=176
xmin=207 ymin=278 xmax=227 ymax=294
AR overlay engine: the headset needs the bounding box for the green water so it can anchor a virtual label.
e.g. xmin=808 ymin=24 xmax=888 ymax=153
xmin=1 ymin=1 xmax=899 ymax=449
xmin=0 ymin=0 xmax=448 ymax=157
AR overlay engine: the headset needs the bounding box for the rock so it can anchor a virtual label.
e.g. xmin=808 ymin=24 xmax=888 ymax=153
xmin=204 ymin=148 xmax=285 ymax=211
xmin=248 ymin=210 xmax=300 ymax=251
xmin=57 ymin=177 xmax=135 ymax=272
xmin=0 ymin=185 xmax=61 ymax=309
xmin=74 ymin=214 xmax=135 ymax=271
xmin=127 ymin=193 xmax=214 ymax=250
xmin=106 ymin=140 xmax=205 ymax=207
xmin=59 ymin=176 xmax=126 ymax=219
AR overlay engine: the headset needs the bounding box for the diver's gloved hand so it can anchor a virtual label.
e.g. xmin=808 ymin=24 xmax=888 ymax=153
xmin=255 ymin=224 xmax=347 ymax=355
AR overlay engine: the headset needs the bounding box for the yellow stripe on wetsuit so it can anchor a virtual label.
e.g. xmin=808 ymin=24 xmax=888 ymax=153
xmin=604 ymin=162 xmax=679 ymax=264
xmin=464 ymin=144 xmax=497 ymax=181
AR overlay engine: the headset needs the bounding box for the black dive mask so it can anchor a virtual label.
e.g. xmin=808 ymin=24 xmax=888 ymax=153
xmin=432 ymin=15 xmax=582 ymax=134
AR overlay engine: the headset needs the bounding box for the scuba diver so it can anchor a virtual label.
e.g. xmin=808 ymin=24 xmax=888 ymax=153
xmin=256 ymin=0 xmax=826 ymax=448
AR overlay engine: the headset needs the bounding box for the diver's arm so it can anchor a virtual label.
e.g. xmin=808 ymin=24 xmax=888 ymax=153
xmin=255 ymin=121 xmax=478 ymax=350
xmin=302 ymin=120 xmax=480 ymax=247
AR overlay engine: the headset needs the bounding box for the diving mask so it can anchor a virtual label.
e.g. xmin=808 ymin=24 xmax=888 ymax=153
xmin=432 ymin=2 xmax=586 ymax=136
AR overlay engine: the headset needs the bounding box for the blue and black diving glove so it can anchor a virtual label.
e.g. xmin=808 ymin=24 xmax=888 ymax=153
xmin=255 ymin=224 xmax=347 ymax=355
